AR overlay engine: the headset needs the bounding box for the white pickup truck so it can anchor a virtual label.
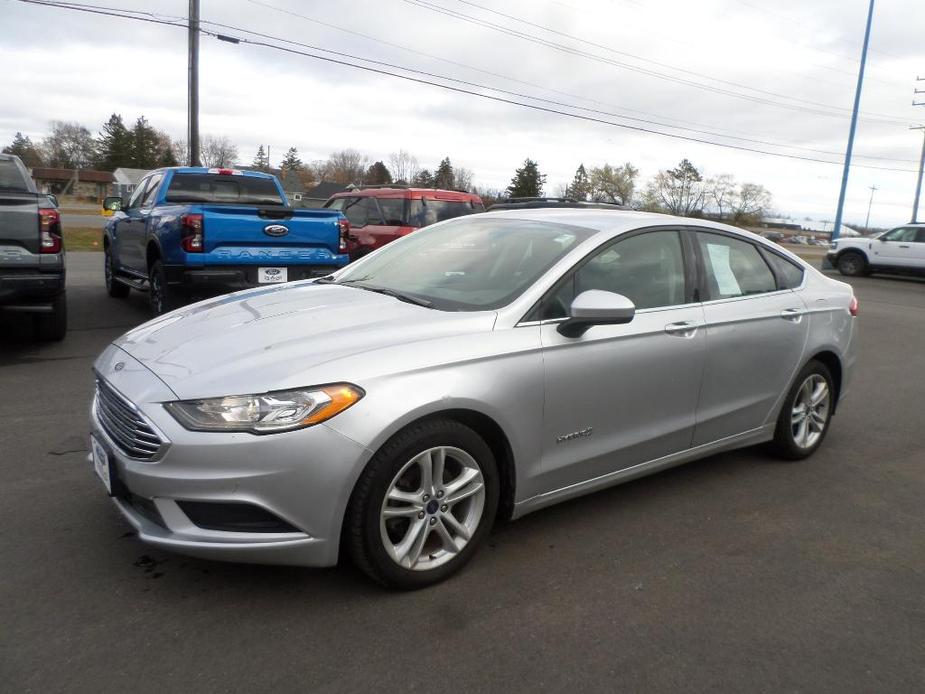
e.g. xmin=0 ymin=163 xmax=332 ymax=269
xmin=827 ymin=224 xmax=925 ymax=277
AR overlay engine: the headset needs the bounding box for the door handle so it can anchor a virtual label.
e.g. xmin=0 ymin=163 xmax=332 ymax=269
xmin=780 ymin=308 xmax=804 ymax=322
xmin=664 ymin=321 xmax=698 ymax=337
xmin=899 ymin=245 xmax=910 ymax=249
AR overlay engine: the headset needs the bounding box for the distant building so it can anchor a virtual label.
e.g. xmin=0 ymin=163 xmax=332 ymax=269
xmin=302 ymin=181 xmax=348 ymax=208
xmin=31 ymin=168 xmax=113 ymax=200
xmin=111 ymin=167 xmax=150 ymax=198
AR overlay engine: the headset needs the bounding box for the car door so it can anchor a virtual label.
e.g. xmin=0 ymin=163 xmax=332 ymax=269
xmin=691 ymin=229 xmax=810 ymax=446
xmin=535 ymin=228 xmax=706 ymax=491
xmin=913 ymin=228 xmax=925 ymax=266
xmin=110 ymin=176 xmax=151 ymax=273
xmin=870 ymin=226 xmax=918 ymax=268
xmin=123 ymin=172 xmax=163 ymax=274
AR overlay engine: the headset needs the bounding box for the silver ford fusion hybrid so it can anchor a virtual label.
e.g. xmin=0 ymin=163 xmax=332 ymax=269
xmin=89 ymin=209 xmax=857 ymax=588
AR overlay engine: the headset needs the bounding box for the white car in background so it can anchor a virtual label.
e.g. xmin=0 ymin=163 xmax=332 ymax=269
xmin=828 ymin=224 xmax=925 ymax=277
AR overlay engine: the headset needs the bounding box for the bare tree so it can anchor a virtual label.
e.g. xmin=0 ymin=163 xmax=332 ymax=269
xmin=388 ymin=150 xmax=420 ymax=184
xmin=706 ymin=173 xmax=737 ymax=219
xmin=453 ymin=166 xmax=474 ymax=192
xmin=41 ymin=121 xmax=96 ymax=168
xmin=172 ymin=139 xmax=190 ymax=166
xmin=589 ymin=162 xmax=638 ymax=205
xmin=643 ymin=159 xmax=706 ymax=215
xmin=199 ymin=135 xmax=239 ymax=168
xmin=326 ymin=149 xmax=369 ymax=185
xmin=731 ymin=183 xmax=773 ymax=225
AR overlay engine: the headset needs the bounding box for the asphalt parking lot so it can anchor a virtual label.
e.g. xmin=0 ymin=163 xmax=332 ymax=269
xmin=2 ymin=253 xmax=924 ymax=693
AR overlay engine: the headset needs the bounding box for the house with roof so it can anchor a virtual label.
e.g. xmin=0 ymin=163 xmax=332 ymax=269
xmin=302 ymin=181 xmax=348 ymax=208
xmin=111 ymin=167 xmax=150 ymax=198
xmin=31 ymin=167 xmax=114 ymax=200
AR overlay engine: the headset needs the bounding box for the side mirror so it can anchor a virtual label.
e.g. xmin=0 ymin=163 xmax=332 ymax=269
xmin=557 ymin=290 xmax=636 ymax=338
xmin=46 ymin=194 xmax=59 ymax=208
xmin=103 ymin=196 xmax=123 ymax=213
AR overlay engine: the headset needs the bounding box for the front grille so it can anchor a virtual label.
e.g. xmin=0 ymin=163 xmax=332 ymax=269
xmin=95 ymin=378 xmax=165 ymax=460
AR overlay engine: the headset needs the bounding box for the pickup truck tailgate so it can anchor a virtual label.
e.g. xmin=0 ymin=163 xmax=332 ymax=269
xmin=199 ymin=205 xmax=342 ymax=258
xmin=0 ymin=194 xmax=41 ymax=256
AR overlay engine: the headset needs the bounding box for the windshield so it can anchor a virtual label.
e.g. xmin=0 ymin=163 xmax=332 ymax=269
xmin=334 ymin=217 xmax=594 ymax=310
xmin=408 ymin=199 xmax=484 ymax=227
xmin=165 ymin=174 xmax=285 ymax=206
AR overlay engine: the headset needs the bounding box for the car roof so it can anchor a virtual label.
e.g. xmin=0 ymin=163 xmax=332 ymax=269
xmin=330 ymin=187 xmax=480 ymax=199
xmin=478 ymin=208 xmax=783 ymax=246
xmin=159 ymin=166 xmax=277 ymax=179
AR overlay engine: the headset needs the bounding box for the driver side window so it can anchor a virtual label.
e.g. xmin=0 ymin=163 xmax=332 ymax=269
xmin=882 ymin=227 xmax=918 ymax=243
xmin=126 ymin=177 xmax=149 ymax=210
xmin=532 ymin=230 xmax=687 ymax=320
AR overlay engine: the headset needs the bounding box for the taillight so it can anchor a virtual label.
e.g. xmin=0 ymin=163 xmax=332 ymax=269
xmin=338 ymin=218 xmax=351 ymax=253
xmin=849 ymin=296 xmax=859 ymax=317
xmin=39 ymin=208 xmax=62 ymax=254
xmin=180 ymin=213 xmax=204 ymax=253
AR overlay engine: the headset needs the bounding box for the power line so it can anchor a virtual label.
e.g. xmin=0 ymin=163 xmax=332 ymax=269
xmin=12 ymin=0 xmax=921 ymax=173
xmin=402 ymin=0 xmax=912 ymax=126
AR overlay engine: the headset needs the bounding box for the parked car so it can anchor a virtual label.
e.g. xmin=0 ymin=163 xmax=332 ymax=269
xmin=763 ymin=231 xmax=786 ymax=243
xmin=788 ymin=235 xmax=809 ymax=245
xmin=323 ymin=185 xmax=484 ymax=261
xmin=103 ymin=167 xmax=351 ymax=315
xmin=0 ymin=153 xmax=67 ymax=340
xmin=487 ymin=197 xmax=628 ymax=211
xmin=828 ymin=224 xmax=925 ymax=277
xmin=89 ymin=210 xmax=857 ymax=588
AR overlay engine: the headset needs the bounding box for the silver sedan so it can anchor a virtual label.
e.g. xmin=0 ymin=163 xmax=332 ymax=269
xmin=89 ymin=210 xmax=858 ymax=588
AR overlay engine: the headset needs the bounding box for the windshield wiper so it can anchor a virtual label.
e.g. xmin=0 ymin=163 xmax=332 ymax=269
xmin=348 ymin=283 xmax=433 ymax=308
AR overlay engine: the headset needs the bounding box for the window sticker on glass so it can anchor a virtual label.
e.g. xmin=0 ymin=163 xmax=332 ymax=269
xmin=706 ymin=243 xmax=742 ymax=296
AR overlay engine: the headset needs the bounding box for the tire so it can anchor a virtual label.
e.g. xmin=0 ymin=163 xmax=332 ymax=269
xmin=769 ymin=360 xmax=835 ymax=460
xmin=105 ymin=245 xmax=130 ymax=298
xmin=148 ymin=260 xmax=181 ymax=316
xmin=346 ymin=418 xmax=500 ymax=589
xmin=837 ymin=251 xmax=868 ymax=277
xmin=33 ymin=292 xmax=67 ymax=341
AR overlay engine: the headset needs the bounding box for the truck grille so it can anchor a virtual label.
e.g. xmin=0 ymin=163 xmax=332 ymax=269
xmin=95 ymin=379 xmax=165 ymax=460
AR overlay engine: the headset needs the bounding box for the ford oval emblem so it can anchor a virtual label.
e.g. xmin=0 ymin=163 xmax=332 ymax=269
xmin=113 ymin=362 xmax=124 ymax=371
xmin=265 ymin=268 xmax=281 ymax=276
xmin=264 ymin=224 xmax=289 ymax=237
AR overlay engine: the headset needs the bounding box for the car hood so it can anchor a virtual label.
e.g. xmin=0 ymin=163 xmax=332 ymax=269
xmin=114 ymin=282 xmax=497 ymax=399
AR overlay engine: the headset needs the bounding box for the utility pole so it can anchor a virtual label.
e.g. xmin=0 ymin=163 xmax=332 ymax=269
xmin=832 ymin=0 xmax=875 ymax=242
xmin=188 ymin=0 xmax=200 ymax=167
xmin=865 ymin=185 xmax=878 ymax=229
xmin=911 ymin=77 xmax=925 ymax=223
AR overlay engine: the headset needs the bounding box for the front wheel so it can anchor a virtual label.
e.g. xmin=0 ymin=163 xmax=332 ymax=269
xmin=346 ymin=419 xmax=499 ymax=589
xmin=837 ymin=251 xmax=868 ymax=277
xmin=770 ymin=360 xmax=834 ymax=460
xmin=105 ymin=245 xmax=130 ymax=298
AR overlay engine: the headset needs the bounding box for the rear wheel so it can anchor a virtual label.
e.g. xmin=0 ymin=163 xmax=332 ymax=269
xmin=148 ymin=260 xmax=181 ymax=316
xmin=105 ymin=245 xmax=130 ymax=298
xmin=346 ymin=419 xmax=499 ymax=589
xmin=770 ymin=360 xmax=834 ymax=460
xmin=837 ymin=251 xmax=868 ymax=277
xmin=33 ymin=292 xmax=67 ymax=341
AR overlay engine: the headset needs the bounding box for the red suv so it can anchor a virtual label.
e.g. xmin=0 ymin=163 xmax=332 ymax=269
xmin=324 ymin=186 xmax=484 ymax=260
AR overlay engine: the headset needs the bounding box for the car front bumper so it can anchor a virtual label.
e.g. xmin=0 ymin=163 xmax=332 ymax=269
xmin=89 ymin=345 xmax=373 ymax=567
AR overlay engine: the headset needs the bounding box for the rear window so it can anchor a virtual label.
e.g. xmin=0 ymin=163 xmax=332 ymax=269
xmin=0 ymin=159 xmax=30 ymax=191
xmin=165 ymin=174 xmax=285 ymax=205
xmin=408 ymin=199 xmax=484 ymax=227
xmin=760 ymin=248 xmax=805 ymax=289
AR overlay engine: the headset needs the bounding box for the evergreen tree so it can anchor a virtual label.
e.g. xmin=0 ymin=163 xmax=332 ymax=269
xmin=2 ymin=132 xmax=43 ymax=167
xmin=130 ymin=116 xmax=161 ymax=168
xmin=280 ymin=147 xmax=303 ymax=172
xmin=252 ymin=145 xmax=270 ymax=170
xmin=434 ymin=157 xmax=455 ymax=189
xmin=565 ymin=163 xmax=591 ymax=200
xmin=506 ymin=158 xmax=546 ymax=198
xmin=365 ymin=161 xmax=392 ymax=185
xmin=95 ymin=114 xmax=133 ymax=170
xmin=413 ymin=169 xmax=435 ymax=187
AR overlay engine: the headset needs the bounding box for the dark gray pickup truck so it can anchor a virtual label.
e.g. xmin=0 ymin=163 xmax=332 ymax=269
xmin=0 ymin=153 xmax=67 ymax=340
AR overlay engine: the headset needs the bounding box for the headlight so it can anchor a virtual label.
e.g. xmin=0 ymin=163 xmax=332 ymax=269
xmin=164 ymin=384 xmax=364 ymax=434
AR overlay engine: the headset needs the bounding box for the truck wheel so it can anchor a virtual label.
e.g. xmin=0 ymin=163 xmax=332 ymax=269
xmin=33 ymin=292 xmax=67 ymax=342
xmin=837 ymin=251 xmax=868 ymax=277
xmin=105 ymin=245 xmax=130 ymax=298
xmin=148 ymin=260 xmax=181 ymax=316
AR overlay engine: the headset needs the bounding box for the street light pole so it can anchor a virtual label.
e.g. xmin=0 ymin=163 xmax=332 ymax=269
xmin=831 ymin=0 xmax=875 ymax=242
xmin=865 ymin=185 xmax=877 ymax=229
xmin=188 ymin=0 xmax=200 ymax=167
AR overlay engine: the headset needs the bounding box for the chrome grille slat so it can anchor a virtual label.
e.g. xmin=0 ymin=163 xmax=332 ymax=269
xmin=95 ymin=378 xmax=165 ymax=460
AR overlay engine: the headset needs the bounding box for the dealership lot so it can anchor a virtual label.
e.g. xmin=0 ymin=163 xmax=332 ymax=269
xmin=2 ymin=253 xmax=924 ymax=692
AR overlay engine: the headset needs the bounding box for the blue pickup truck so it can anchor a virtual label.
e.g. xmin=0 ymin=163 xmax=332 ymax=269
xmin=103 ymin=167 xmax=351 ymax=314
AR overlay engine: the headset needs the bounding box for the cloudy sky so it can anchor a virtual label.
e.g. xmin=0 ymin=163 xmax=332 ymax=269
xmin=2 ymin=0 xmax=923 ymax=226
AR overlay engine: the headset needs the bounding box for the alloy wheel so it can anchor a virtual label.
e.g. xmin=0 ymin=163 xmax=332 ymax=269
xmin=379 ymin=446 xmax=486 ymax=571
xmin=790 ymin=374 xmax=830 ymax=449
